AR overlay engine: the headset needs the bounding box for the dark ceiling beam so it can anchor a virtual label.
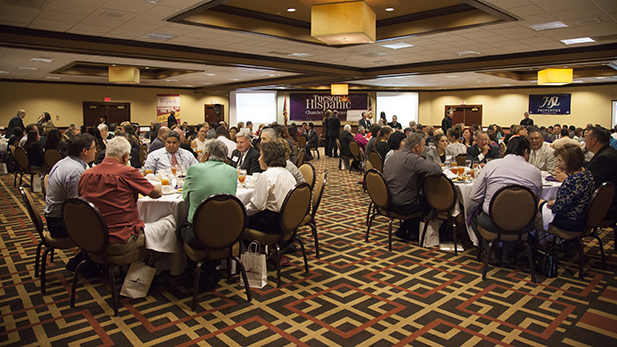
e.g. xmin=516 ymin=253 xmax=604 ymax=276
xmin=195 ymin=74 xmax=347 ymax=93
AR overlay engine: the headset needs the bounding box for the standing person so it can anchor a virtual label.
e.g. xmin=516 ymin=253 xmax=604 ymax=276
xmin=520 ymin=112 xmax=534 ymax=126
xmin=442 ymin=110 xmax=453 ymax=133
xmin=326 ymin=110 xmax=341 ymax=157
xmin=359 ymin=112 xmax=371 ymax=131
xmin=467 ymin=130 xmax=500 ymax=163
xmin=79 ymin=137 xmax=173 ymax=255
xmin=322 ymin=110 xmax=331 ymax=156
xmin=167 ymin=110 xmax=178 ymax=128
xmin=383 ymin=132 xmax=442 ymax=240
xmin=6 ymin=109 xmax=26 ymax=138
xmin=388 ymin=116 xmax=402 ymax=131
xmin=469 ymin=137 xmax=542 ymax=262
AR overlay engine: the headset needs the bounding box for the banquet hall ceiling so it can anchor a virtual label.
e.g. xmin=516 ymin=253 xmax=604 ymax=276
xmin=0 ymin=0 xmax=616 ymax=92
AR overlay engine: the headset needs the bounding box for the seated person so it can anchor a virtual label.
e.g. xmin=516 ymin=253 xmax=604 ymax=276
xmin=179 ymin=139 xmax=238 ymax=247
xmin=527 ymin=128 xmax=557 ymax=171
xmin=384 ymin=131 xmax=406 ymax=165
xmin=339 ymin=124 xmax=355 ymax=157
xmin=96 ymin=133 xmax=142 ymax=168
xmin=148 ymin=126 xmax=169 ymax=153
xmin=230 ymin=130 xmax=262 ymax=174
xmin=191 ymin=125 xmax=209 ymax=154
xmin=467 ymin=130 xmax=500 ymax=163
xmin=43 ymin=129 xmax=68 ymax=157
xmin=354 ymin=125 xmax=368 ymax=151
xmin=303 ymin=122 xmax=318 ymax=161
xmin=424 ymin=133 xmax=448 ymax=164
xmin=445 ymin=127 xmax=467 ymax=158
xmin=143 ymin=131 xmax=198 ymax=174
xmin=79 ymin=137 xmax=174 ymax=255
xmin=260 ymin=128 xmax=304 ymax=184
xmin=539 ymin=144 xmax=595 ymax=231
xmin=246 ymin=140 xmax=296 ymax=235
xmin=375 ymin=126 xmax=393 ymax=162
xmin=23 ymin=130 xmax=47 ymax=169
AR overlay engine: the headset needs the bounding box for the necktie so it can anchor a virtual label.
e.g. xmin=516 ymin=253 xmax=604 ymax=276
xmin=238 ymin=152 xmax=245 ymax=168
xmin=171 ymin=153 xmax=178 ymax=167
xmin=531 ymin=151 xmax=537 ymax=166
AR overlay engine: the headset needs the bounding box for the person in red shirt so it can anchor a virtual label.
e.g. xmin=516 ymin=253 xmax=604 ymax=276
xmin=79 ymin=137 xmax=172 ymax=255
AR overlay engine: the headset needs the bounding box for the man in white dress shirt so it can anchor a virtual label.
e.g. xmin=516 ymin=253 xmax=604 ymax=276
xmin=216 ymin=126 xmax=237 ymax=159
xmin=527 ymin=128 xmax=557 ymax=171
xmin=143 ymin=131 xmax=198 ymax=174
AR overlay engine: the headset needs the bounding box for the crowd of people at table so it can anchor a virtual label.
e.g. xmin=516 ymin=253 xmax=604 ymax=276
xmin=4 ymin=106 xmax=617 ymax=276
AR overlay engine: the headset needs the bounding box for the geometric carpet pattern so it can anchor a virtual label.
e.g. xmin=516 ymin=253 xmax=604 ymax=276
xmin=1 ymin=152 xmax=617 ymax=346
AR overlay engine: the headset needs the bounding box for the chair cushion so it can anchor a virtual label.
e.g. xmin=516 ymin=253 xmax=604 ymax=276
xmin=242 ymin=228 xmax=286 ymax=246
xmin=89 ymin=248 xmax=142 ymax=266
xmin=377 ymin=207 xmax=422 ymax=220
xmin=478 ymin=226 xmax=529 ymax=242
xmin=184 ymin=242 xmax=240 ymax=262
xmin=43 ymin=231 xmax=76 ymax=249
xmin=546 ymin=225 xmax=584 ymax=240
xmin=299 ymin=214 xmax=312 ymax=227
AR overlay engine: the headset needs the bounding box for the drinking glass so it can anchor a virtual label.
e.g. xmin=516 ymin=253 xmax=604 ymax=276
xmin=457 ymin=166 xmax=465 ymax=176
xmin=238 ymin=169 xmax=247 ymax=185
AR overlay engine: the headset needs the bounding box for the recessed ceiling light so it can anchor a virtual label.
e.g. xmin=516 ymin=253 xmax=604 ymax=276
xmin=288 ymin=53 xmax=314 ymax=58
xmin=287 ymin=8 xmax=296 ymax=12
xmin=203 ymin=73 xmax=217 ymax=76
xmin=18 ymin=67 xmax=38 ymax=70
xmin=595 ymin=76 xmax=608 ymax=80
xmin=183 ymin=85 xmax=193 ymax=87
xmin=0 ymin=71 xmax=9 ymax=74
xmin=229 ymin=78 xmax=240 ymax=81
xmin=445 ymin=76 xmax=459 ymax=78
xmin=560 ymin=37 xmax=595 ymax=45
xmin=381 ymin=42 xmax=413 ymax=50
xmin=385 ymin=8 xmax=394 ymax=12
xmin=45 ymin=76 xmax=61 ymax=79
xmin=30 ymin=58 xmax=54 ymax=63
xmin=500 ymin=84 xmax=511 ymax=86
xmin=141 ymin=32 xmax=175 ymax=40
xmin=165 ymin=79 xmax=178 ymax=82
xmin=455 ymin=50 xmax=480 ymax=56
xmin=527 ymin=21 xmax=568 ymax=31
xmin=145 ymin=67 xmax=149 ymax=69
xmin=572 ymin=80 xmax=584 ymax=83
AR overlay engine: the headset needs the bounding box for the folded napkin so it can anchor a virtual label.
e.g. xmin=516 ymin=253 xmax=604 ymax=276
xmin=545 ymin=175 xmax=559 ymax=182
xmin=444 ymin=170 xmax=457 ymax=179
xmin=145 ymin=174 xmax=162 ymax=189
xmin=541 ymin=203 xmax=556 ymax=230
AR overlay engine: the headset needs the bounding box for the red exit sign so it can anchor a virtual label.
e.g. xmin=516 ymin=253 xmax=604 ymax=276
xmin=104 ymin=97 xmax=111 ymax=102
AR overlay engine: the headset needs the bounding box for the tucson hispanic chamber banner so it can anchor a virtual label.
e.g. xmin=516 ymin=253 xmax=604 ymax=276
xmin=289 ymin=93 xmax=368 ymax=122
xmin=156 ymin=94 xmax=181 ymax=124
xmin=529 ymin=94 xmax=571 ymax=115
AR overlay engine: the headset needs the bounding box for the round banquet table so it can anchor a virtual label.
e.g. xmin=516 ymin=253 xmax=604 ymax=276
xmin=451 ymin=175 xmax=561 ymax=246
xmin=137 ymin=186 xmax=254 ymax=275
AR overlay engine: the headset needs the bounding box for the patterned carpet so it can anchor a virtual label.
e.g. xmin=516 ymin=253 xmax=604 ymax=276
xmin=1 ymin=152 xmax=617 ymax=346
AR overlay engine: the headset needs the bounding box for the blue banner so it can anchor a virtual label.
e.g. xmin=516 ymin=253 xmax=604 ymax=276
xmin=529 ymin=94 xmax=571 ymax=115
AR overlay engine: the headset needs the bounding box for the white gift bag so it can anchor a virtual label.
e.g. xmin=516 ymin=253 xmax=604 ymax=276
xmin=120 ymin=261 xmax=156 ymax=299
xmin=32 ymin=174 xmax=42 ymax=193
xmin=419 ymin=220 xmax=442 ymax=248
xmin=240 ymin=241 xmax=268 ymax=289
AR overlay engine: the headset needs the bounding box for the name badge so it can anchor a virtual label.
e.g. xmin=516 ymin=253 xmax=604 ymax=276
xmin=231 ymin=156 xmax=239 ymax=162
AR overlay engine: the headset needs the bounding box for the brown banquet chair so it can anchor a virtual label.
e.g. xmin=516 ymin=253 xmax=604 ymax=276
xmin=298 ymin=162 xmax=316 ymax=190
xmin=298 ymin=171 xmax=328 ymax=258
xmin=44 ymin=149 xmax=63 ymax=169
xmin=14 ymin=146 xmax=49 ymax=188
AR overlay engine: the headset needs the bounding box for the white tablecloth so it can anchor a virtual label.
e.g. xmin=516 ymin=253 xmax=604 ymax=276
xmin=137 ymin=186 xmax=254 ymax=275
xmin=453 ymin=179 xmax=561 ymax=246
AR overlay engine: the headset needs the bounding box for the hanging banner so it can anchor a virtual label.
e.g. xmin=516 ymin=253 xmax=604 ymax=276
xmin=289 ymin=93 xmax=368 ymax=121
xmin=529 ymin=94 xmax=571 ymax=115
xmin=157 ymin=94 xmax=181 ymax=124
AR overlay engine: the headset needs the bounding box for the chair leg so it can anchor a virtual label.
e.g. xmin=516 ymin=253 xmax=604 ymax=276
xmin=294 ymin=238 xmax=309 ymax=273
xmin=578 ymin=237 xmax=585 ymax=280
xmin=420 ymin=218 xmax=430 ymax=247
xmin=226 ymin=256 xmax=232 ymax=279
xmin=476 ymin=236 xmax=484 ymax=262
xmin=232 ymin=256 xmax=252 ymax=302
xmin=366 ymin=213 xmax=377 ymax=242
xmin=523 ymin=242 xmax=536 ymax=283
xmin=40 ymin=246 xmax=54 ymax=293
xmin=192 ymin=261 xmax=204 ymax=311
xmin=310 ymin=223 xmax=319 ymax=258
xmin=592 ymin=234 xmax=607 ymax=270
xmin=34 ymin=242 xmax=43 ymax=278
xmin=49 ymin=248 xmax=55 ymax=263
xmin=109 ymin=265 xmax=119 ymax=317
xmin=71 ymin=260 xmax=87 ymax=308
xmin=365 ymin=202 xmax=373 ymax=226
xmin=388 ymin=218 xmax=394 ymax=252
xmin=452 ymin=220 xmax=458 ymax=256
xmin=275 ymin=244 xmax=282 ymax=288
xmin=482 ymin=240 xmax=497 ymax=280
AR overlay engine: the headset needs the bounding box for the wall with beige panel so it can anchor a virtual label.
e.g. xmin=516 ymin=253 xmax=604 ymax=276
xmin=0 ymin=81 xmax=228 ymax=128
xmin=418 ymin=84 xmax=617 ymax=128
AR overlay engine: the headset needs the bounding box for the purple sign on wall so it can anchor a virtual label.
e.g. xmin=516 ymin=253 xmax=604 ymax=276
xmin=290 ymin=93 xmax=368 ymax=121
xmin=529 ymin=94 xmax=571 ymax=115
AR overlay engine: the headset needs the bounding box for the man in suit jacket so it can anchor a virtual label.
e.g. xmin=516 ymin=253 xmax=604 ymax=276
xmin=527 ymin=128 xmax=557 ymax=171
xmin=467 ymin=130 xmax=501 ymax=163
xmin=326 ymin=110 xmax=341 ymax=157
xmin=584 ymin=126 xmax=617 ymax=220
xmin=359 ymin=112 xmax=371 ymax=131
xmin=230 ymin=130 xmax=262 ymax=175
xmin=303 ymin=122 xmax=318 ymax=161
xmin=441 ymin=110 xmax=453 ymax=133
xmin=6 ymin=109 xmax=26 ymax=137
xmin=167 ymin=111 xmax=177 ymax=128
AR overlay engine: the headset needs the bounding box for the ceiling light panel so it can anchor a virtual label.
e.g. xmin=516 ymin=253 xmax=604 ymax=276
xmin=560 ymin=37 xmax=595 ymax=45
xmin=381 ymin=42 xmax=413 ymax=50
xmin=526 ymin=21 xmax=568 ymax=31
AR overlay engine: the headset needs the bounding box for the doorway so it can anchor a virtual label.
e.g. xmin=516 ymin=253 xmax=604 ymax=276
xmin=83 ymin=102 xmax=131 ymax=127
xmin=445 ymin=105 xmax=482 ymax=127
xmin=204 ymin=104 xmax=224 ymax=124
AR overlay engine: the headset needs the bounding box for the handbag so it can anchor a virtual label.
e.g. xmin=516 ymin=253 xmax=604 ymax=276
xmin=240 ymin=241 xmax=268 ymax=289
xmin=32 ymin=173 xmax=42 ymax=193
xmin=120 ymin=261 xmax=157 ymax=298
xmin=537 ymin=250 xmax=558 ymax=278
